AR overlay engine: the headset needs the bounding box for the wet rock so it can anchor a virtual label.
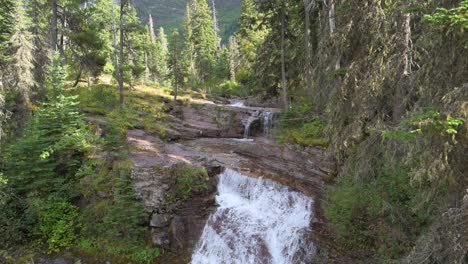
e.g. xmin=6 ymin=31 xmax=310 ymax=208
xmin=171 ymin=216 xmax=186 ymax=250
xmin=152 ymin=230 xmax=171 ymax=248
xmin=150 ymin=213 xmax=171 ymax=228
xmin=131 ymin=167 xmax=173 ymax=212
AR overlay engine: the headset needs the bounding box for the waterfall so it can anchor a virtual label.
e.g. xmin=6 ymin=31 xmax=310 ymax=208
xmin=244 ymin=111 xmax=276 ymax=138
xmin=262 ymin=111 xmax=274 ymax=136
xmin=191 ymin=169 xmax=315 ymax=264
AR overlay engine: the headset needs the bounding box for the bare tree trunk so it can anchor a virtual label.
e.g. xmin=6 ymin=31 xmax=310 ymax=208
xmin=111 ymin=3 xmax=120 ymax=87
xmin=281 ymin=7 xmax=288 ymax=110
xmin=51 ymin=0 xmax=58 ymax=51
xmin=394 ymin=8 xmax=411 ymax=122
xmin=73 ymin=64 xmax=83 ymax=87
xmin=119 ymin=0 xmax=126 ymax=105
xmin=303 ymin=0 xmax=314 ymax=99
xmin=329 ymin=0 xmax=340 ymax=71
xmin=228 ymin=36 xmax=238 ymax=82
xmin=144 ymin=52 xmax=150 ymax=82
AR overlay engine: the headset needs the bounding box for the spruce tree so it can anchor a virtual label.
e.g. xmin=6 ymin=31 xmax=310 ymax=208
xmin=0 ymin=0 xmax=13 ymax=68
xmin=185 ymin=0 xmax=218 ymax=84
xmin=10 ymin=0 xmax=35 ymax=103
xmin=156 ymin=27 xmax=169 ymax=83
xmin=169 ymin=28 xmax=184 ymax=100
xmin=183 ymin=2 xmax=197 ymax=86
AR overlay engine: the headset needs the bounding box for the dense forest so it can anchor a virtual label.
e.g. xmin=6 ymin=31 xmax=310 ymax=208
xmin=0 ymin=0 xmax=466 ymax=263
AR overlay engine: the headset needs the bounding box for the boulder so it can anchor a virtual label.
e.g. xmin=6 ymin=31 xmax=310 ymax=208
xmin=150 ymin=213 xmax=171 ymax=228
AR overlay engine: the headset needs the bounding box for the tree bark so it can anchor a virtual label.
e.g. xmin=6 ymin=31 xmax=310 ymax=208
xmin=303 ymin=0 xmax=314 ymax=99
xmin=393 ymin=8 xmax=411 ymax=122
xmin=111 ymin=2 xmax=120 ymax=90
xmin=118 ymin=0 xmax=126 ymax=105
xmin=73 ymin=64 xmax=83 ymax=87
xmin=51 ymin=0 xmax=58 ymax=51
xmin=281 ymin=7 xmax=288 ymax=110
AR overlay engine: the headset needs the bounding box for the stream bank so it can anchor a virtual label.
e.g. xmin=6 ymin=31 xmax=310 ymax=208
xmin=126 ymin=96 xmax=337 ymax=263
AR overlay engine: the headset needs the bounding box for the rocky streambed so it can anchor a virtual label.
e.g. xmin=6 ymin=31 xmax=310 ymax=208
xmin=125 ymin=99 xmax=336 ymax=263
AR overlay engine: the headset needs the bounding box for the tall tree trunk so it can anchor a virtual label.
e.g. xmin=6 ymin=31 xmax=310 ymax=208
xmin=281 ymin=7 xmax=288 ymax=110
xmin=394 ymin=8 xmax=411 ymax=122
xmin=111 ymin=3 xmax=120 ymax=88
xmin=303 ymin=0 xmax=314 ymax=99
xmin=118 ymin=0 xmax=126 ymax=105
xmin=144 ymin=52 xmax=150 ymax=82
xmin=51 ymin=0 xmax=58 ymax=51
xmin=329 ymin=0 xmax=340 ymax=71
xmin=73 ymin=64 xmax=83 ymax=87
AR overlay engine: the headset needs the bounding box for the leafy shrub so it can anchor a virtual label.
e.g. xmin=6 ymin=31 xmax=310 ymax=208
xmin=278 ymin=119 xmax=328 ymax=147
xmin=173 ymin=165 xmax=208 ymax=200
xmin=325 ymin=166 xmax=435 ymax=259
xmin=75 ymin=84 xmax=119 ymax=115
xmin=104 ymin=107 xmax=138 ymax=149
xmin=130 ymin=247 xmax=161 ymax=264
xmin=212 ymin=81 xmax=250 ymax=97
xmin=383 ymin=108 xmax=465 ymax=140
xmin=424 ymin=0 xmax=468 ymax=31
xmin=100 ymin=165 xmax=146 ymax=240
xmin=279 ymin=103 xmax=314 ymax=128
xmin=31 ymin=196 xmax=80 ymax=253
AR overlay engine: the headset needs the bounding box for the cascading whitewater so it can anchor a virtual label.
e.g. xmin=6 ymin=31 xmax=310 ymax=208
xmin=244 ymin=111 xmax=276 ymax=138
xmin=191 ymin=169 xmax=315 ymax=264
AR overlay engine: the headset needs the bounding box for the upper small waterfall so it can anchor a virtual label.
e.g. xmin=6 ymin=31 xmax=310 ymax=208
xmin=191 ymin=169 xmax=316 ymax=264
xmin=244 ymin=111 xmax=277 ymax=138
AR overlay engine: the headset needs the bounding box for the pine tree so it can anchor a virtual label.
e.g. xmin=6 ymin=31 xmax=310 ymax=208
xmin=186 ymin=0 xmax=218 ymax=84
xmin=183 ymin=2 xmax=197 ymax=86
xmin=169 ymin=28 xmax=184 ymax=100
xmin=5 ymin=53 xmax=91 ymax=196
xmin=0 ymin=0 xmax=13 ymax=68
xmin=27 ymin=0 xmax=51 ymax=98
xmin=156 ymin=27 xmax=169 ymax=83
xmin=10 ymin=0 xmax=35 ymax=103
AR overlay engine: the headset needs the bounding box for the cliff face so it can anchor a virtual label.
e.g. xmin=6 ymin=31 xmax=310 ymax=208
xmin=133 ymin=0 xmax=241 ymax=41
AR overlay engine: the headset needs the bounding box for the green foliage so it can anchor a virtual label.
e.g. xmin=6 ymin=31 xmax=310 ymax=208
xmin=0 ymin=0 xmax=13 ymax=66
xmin=173 ymin=164 xmax=208 ymax=200
xmin=76 ymin=84 xmax=119 ymax=114
xmin=212 ymin=80 xmax=249 ymax=97
xmin=277 ymin=119 xmax=328 ymax=147
xmin=4 ymin=63 xmax=93 ymax=196
xmin=129 ymin=247 xmax=161 ymax=264
xmin=424 ymin=0 xmax=468 ymax=32
xmin=31 ymin=197 xmax=79 ymax=253
xmin=104 ymin=107 xmax=138 ymax=148
xmin=383 ymin=108 xmax=465 ymax=141
xmin=325 ymin=166 xmax=434 ymax=258
xmin=100 ymin=164 xmax=146 ymax=240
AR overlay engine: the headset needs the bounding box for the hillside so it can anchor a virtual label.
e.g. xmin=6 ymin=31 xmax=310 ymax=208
xmin=133 ymin=0 xmax=241 ymax=42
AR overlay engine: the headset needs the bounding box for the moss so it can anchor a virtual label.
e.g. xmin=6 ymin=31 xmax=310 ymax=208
xmin=172 ymin=164 xmax=209 ymax=201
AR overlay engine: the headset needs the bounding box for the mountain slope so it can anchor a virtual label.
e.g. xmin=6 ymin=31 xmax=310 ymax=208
xmin=133 ymin=0 xmax=241 ymax=42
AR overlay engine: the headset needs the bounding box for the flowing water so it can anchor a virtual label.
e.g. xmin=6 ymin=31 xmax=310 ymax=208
xmin=244 ymin=111 xmax=276 ymax=138
xmin=191 ymin=169 xmax=315 ymax=264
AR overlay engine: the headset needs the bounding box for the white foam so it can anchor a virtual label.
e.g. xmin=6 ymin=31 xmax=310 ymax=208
xmin=191 ymin=169 xmax=315 ymax=264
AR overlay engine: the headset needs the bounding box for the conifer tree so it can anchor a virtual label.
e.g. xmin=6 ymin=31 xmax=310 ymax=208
xmin=155 ymin=27 xmax=169 ymax=83
xmin=10 ymin=0 xmax=35 ymax=103
xmin=169 ymin=28 xmax=183 ymax=101
xmin=186 ymin=0 xmax=218 ymax=84
xmin=0 ymin=0 xmax=13 ymax=68
xmin=183 ymin=2 xmax=197 ymax=86
xmin=27 ymin=0 xmax=51 ymax=97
